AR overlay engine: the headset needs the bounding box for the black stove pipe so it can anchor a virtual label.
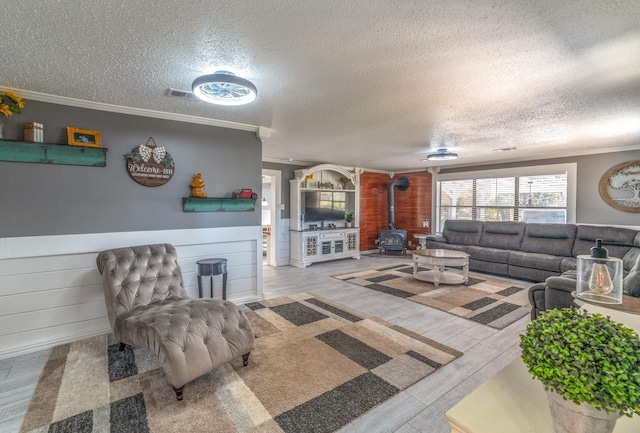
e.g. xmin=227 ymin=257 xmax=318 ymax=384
xmin=387 ymin=176 xmax=409 ymax=229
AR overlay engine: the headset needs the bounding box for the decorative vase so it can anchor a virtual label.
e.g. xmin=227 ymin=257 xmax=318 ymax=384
xmin=546 ymin=390 xmax=620 ymax=433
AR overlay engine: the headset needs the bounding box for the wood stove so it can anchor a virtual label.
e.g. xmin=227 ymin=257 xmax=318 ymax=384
xmin=379 ymin=177 xmax=409 ymax=255
xmin=379 ymin=229 xmax=407 ymax=255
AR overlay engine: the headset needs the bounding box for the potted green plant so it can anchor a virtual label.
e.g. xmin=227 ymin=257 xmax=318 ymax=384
xmin=519 ymin=308 xmax=640 ymax=433
xmin=345 ymin=212 xmax=354 ymax=227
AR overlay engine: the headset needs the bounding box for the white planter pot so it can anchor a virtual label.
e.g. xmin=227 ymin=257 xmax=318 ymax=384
xmin=547 ymin=390 xmax=620 ymax=433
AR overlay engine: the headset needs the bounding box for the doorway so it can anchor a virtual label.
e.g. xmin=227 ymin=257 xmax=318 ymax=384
xmin=262 ymin=169 xmax=281 ymax=266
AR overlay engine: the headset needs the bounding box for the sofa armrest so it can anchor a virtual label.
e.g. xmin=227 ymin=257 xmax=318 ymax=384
xmin=544 ymin=275 xmax=576 ymax=293
xmin=427 ymin=235 xmax=447 ymax=243
xmin=544 ymin=273 xmax=578 ymax=311
xmin=528 ymin=283 xmax=546 ymax=320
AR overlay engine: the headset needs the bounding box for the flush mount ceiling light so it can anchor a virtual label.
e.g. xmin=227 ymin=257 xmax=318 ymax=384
xmin=424 ymin=148 xmax=458 ymax=161
xmin=191 ymin=71 xmax=257 ymax=106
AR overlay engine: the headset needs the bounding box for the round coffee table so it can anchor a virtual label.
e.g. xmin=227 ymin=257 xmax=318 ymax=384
xmin=412 ymin=249 xmax=469 ymax=286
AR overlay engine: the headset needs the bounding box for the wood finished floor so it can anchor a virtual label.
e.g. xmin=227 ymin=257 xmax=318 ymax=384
xmin=0 ymin=254 xmax=531 ymax=433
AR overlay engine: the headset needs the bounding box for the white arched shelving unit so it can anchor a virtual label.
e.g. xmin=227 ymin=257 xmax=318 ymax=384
xmin=290 ymin=164 xmax=361 ymax=268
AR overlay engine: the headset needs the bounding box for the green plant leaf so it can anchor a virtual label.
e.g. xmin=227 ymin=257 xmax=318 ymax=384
xmin=519 ymin=308 xmax=640 ymax=416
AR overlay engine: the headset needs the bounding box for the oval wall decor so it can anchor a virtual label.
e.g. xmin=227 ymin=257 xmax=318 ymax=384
xmin=125 ymin=137 xmax=175 ymax=187
xmin=598 ymin=160 xmax=640 ymax=213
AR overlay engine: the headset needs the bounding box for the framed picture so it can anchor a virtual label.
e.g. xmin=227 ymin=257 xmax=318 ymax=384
xmin=598 ymin=160 xmax=640 ymax=213
xmin=67 ymin=127 xmax=102 ymax=148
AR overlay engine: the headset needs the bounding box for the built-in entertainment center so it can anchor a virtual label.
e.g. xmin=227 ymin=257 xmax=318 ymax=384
xmin=290 ymin=164 xmax=360 ymax=267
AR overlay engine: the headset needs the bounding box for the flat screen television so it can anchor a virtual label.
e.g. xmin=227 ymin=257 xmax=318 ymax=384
xmin=303 ymin=191 xmax=346 ymax=222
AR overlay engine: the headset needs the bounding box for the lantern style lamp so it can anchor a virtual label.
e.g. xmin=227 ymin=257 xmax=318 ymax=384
xmin=576 ymin=239 xmax=623 ymax=304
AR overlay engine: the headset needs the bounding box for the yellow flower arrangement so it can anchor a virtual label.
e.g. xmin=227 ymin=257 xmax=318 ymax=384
xmin=0 ymin=90 xmax=25 ymax=117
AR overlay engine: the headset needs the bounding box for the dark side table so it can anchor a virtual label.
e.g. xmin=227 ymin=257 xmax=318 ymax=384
xmin=196 ymin=258 xmax=227 ymax=300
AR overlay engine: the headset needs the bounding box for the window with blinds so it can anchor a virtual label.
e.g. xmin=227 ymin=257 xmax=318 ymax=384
xmin=438 ymin=173 xmax=567 ymax=229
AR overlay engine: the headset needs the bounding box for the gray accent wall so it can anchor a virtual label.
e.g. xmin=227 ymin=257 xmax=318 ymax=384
xmin=0 ymin=100 xmax=262 ymax=237
xmin=439 ymin=148 xmax=640 ymax=227
xmin=262 ymin=161 xmax=308 ymax=220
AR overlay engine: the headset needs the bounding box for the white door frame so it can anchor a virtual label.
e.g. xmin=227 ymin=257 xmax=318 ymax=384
xmin=262 ymin=169 xmax=282 ymax=266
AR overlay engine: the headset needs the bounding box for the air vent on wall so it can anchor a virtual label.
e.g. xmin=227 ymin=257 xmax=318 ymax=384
xmin=166 ymin=88 xmax=198 ymax=101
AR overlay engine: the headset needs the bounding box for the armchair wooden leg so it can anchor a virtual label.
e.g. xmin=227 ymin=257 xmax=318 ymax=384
xmin=242 ymin=352 xmax=250 ymax=366
xmin=173 ymin=386 xmax=184 ymax=401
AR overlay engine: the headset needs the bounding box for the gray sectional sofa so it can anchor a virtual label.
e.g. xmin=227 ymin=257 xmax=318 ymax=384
xmin=424 ymin=220 xmax=640 ymax=283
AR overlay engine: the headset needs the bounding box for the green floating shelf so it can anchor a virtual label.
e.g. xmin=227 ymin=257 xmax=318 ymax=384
xmin=182 ymin=197 xmax=256 ymax=212
xmin=0 ymin=139 xmax=107 ymax=167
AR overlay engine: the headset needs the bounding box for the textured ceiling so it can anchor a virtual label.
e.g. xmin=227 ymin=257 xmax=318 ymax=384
xmin=2 ymin=1 xmax=640 ymax=171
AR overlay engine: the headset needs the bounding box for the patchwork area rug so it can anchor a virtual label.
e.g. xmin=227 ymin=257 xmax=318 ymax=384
xmin=21 ymin=293 xmax=462 ymax=433
xmin=333 ymin=264 xmax=531 ymax=329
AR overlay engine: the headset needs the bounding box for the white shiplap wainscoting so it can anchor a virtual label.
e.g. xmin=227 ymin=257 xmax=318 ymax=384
xmin=276 ymin=218 xmax=290 ymax=267
xmin=0 ymin=226 xmax=263 ymax=360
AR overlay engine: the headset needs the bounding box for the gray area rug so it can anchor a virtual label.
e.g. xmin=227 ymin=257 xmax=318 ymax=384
xmin=20 ymin=293 xmax=462 ymax=433
xmin=334 ymin=265 xmax=531 ymax=329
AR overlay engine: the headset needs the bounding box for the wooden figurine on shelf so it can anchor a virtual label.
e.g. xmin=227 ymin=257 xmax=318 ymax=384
xmin=190 ymin=173 xmax=207 ymax=198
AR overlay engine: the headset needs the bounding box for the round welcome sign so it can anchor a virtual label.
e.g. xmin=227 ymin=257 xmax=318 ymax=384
xmin=125 ymin=137 xmax=175 ymax=187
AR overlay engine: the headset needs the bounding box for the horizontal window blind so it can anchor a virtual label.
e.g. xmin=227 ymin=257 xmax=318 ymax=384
xmin=438 ymin=173 xmax=567 ymax=230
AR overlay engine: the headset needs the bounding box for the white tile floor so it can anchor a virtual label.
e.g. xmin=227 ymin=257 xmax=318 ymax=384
xmin=0 ymin=254 xmax=531 ymax=433
xmin=0 ymin=349 xmax=51 ymax=433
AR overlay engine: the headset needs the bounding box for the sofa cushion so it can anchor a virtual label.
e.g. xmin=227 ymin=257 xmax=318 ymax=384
xmin=560 ymin=257 xmax=577 ymax=273
xmin=479 ymin=221 xmax=525 ymax=250
xmin=467 ymin=245 xmax=510 ymax=263
xmin=424 ymin=240 xmax=469 ymax=253
xmin=624 ymin=253 xmax=640 ymax=297
xmin=520 ymin=223 xmax=576 ymax=257
xmin=508 ymin=265 xmax=559 ymax=282
xmin=622 ymin=233 xmax=640 ymax=272
xmin=424 ymin=235 xmax=447 ymax=243
xmin=470 ymin=258 xmax=509 ymax=276
xmin=572 ymin=225 xmax=638 ymax=269
xmin=508 ymin=250 xmax=563 ymax=272
xmin=624 ymin=247 xmax=640 ymax=275
xmin=442 ymin=220 xmax=483 ymax=246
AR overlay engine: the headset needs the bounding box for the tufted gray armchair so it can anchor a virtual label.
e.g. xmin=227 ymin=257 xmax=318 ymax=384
xmin=96 ymin=243 xmax=255 ymax=400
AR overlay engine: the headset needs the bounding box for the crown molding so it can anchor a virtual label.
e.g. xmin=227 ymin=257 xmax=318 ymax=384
xmin=4 ymin=86 xmax=261 ymax=133
xmin=435 ymin=143 xmax=640 ymax=171
xmin=262 ymin=156 xmax=314 ymax=166
xmin=261 ymin=158 xmax=396 ymax=177
xmin=360 ymin=167 xmax=395 ymax=176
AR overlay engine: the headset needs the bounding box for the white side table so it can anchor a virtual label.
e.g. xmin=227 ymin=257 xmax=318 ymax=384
xmin=413 ymin=233 xmax=436 ymax=250
xmin=445 ymin=304 xmax=640 ymax=433
xmin=445 ymin=359 xmax=638 ymax=433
